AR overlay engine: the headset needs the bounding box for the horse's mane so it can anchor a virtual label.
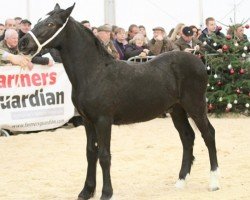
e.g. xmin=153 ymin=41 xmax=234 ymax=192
xmin=69 ymin=17 xmax=115 ymax=60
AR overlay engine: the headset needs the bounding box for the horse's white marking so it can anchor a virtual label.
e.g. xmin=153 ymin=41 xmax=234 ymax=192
xmin=175 ymin=174 xmax=190 ymax=189
xmin=209 ymin=168 xmax=220 ymax=191
xmin=95 ymin=142 xmax=98 ymax=147
xmin=38 ymin=15 xmax=50 ymax=22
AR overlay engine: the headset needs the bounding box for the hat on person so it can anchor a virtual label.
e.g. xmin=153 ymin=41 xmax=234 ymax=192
xmin=182 ymin=26 xmax=193 ymax=36
xmin=21 ymin=19 xmax=32 ymax=25
xmin=152 ymin=26 xmax=165 ymax=32
xmin=97 ymin=25 xmax=112 ymax=32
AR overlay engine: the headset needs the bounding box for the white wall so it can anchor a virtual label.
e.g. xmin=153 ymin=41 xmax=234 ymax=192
xmin=0 ymin=0 xmax=249 ymax=38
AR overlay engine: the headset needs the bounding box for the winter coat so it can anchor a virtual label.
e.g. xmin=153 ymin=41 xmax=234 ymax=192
xmin=148 ymin=37 xmax=179 ymax=55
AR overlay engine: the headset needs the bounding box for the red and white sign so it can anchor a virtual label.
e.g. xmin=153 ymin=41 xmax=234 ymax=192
xmin=0 ymin=64 xmax=75 ymax=131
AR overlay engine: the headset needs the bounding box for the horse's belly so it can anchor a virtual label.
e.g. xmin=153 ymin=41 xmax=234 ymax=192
xmin=113 ymin=98 xmax=175 ymax=125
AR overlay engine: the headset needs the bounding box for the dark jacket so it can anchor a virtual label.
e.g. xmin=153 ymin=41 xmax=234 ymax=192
xmin=31 ymin=55 xmax=50 ymax=65
xmin=124 ymin=44 xmax=148 ymax=60
xmin=18 ymin=30 xmax=26 ymax=40
xmin=148 ymin=37 xmax=179 ymax=55
xmin=0 ymin=30 xmax=5 ymax=42
xmin=113 ymin=39 xmax=127 ymax=60
xmin=198 ymin=28 xmax=225 ymax=53
xmin=40 ymin=48 xmax=62 ymax=63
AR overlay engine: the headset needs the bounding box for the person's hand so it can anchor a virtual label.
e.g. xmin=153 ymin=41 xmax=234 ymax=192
xmin=194 ymin=45 xmax=200 ymax=51
xmin=155 ymin=35 xmax=164 ymax=41
xmin=139 ymin=52 xmax=147 ymax=57
xmin=217 ymin=49 xmax=223 ymax=53
xmin=184 ymin=48 xmax=194 ymax=53
xmin=143 ymin=49 xmax=150 ymax=55
xmin=48 ymin=59 xmax=54 ymax=67
xmin=7 ymin=54 xmax=33 ymax=70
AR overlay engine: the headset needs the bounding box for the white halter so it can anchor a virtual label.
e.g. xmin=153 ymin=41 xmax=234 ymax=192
xmin=27 ymin=17 xmax=69 ymax=58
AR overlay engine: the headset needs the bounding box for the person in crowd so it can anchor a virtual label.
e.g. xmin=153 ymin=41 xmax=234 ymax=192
xmin=0 ymin=29 xmax=19 ymax=61
xmin=227 ymin=23 xmax=249 ymax=43
xmin=81 ymin=20 xmax=91 ymax=30
xmin=14 ymin=17 xmax=22 ymax=30
xmin=0 ymin=19 xmax=17 ymax=41
xmin=92 ymin=27 xmax=98 ymax=36
xmin=97 ymin=25 xmax=119 ymax=59
xmin=167 ymin=28 xmax=174 ymax=38
xmin=113 ymin=27 xmax=128 ymax=60
xmin=0 ymin=23 xmax=5 ymax=36
xmin=189 ymin=25 xmax=199 ymax=39
xmin=170 ymin=23 xmax=185 ymax=42
xmin=198 ymin=17 xmax=224 ymax=52
xmin=18 ymin=19 xmax=32 ymax=39
xmin=148 ymin=26 xmax=179 ymax=55
xmin=139 ymin=25 xmax=149 ymax=44
xmin=127 ymin=24 xmax=139 ymax=42
xmin=4 ymin=18 xmax=16 ymax=30
xmin=124 ymin=33 xmax=151 ymax=60
xmin=175 ymin=26 xmax=203 ymax=53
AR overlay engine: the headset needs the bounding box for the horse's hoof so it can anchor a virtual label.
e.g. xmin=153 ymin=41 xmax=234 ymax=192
xmin=100 ymin=194 xmax=113 ymax=200
xmin=209 ymin=168 xmax=220 ymax=191
xmin=175 ymin=174 xmax=189 ymax=189
xmin=209 ymin=186 xmax=220 ymax=191
xmin=175 ymin=179 xmax=186 ymax=189
xmin=100 ymin=197 xmax=113 ymax=200
xmin=78 ymin=187 xmax=95 ymax=200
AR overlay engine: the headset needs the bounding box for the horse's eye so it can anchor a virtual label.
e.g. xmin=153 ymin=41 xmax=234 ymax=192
xmin=48 ymin=23 xmax=54 ymax=27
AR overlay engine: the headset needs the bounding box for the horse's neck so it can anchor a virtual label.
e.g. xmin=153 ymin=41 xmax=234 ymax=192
xmin=59 ymin=24 xmax=111 ymax=88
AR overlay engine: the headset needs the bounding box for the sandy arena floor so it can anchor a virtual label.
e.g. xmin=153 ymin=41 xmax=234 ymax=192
xmin=0 ymin=117 xmax=250 ymax=200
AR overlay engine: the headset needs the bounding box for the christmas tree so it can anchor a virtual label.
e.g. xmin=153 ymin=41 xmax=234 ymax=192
xmin=204 ymin=23 xmax=250 ymax=116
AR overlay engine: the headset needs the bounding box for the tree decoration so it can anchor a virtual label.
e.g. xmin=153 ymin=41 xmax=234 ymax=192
xmin=205 ymin=21 xmax=250 ymax=115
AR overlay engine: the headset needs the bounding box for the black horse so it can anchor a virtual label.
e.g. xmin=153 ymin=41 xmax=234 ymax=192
xmin=19 ymin=4 xmax=219 ymax=200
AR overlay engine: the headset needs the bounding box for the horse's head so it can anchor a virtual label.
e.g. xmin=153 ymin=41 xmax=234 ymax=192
xmin=19 ymin=3 xmax=75 ymax=56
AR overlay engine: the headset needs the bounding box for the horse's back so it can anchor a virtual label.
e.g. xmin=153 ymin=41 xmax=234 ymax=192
xmin=110 ymin=52 xmax=207 ymax=124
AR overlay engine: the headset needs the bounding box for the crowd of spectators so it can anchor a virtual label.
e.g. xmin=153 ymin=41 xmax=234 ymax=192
xmin=78 ymin=17 xmax=249 ymax=61
xmin=0 ymin=16 xmax=249 ymax=66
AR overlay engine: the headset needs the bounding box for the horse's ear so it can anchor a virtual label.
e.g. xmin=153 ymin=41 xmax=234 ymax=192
xmin=66 ymin=3 xmax=75 ymax=15
xmin=54 ymin=3 xmax=61 ymax=11
xmin=60 ymin=3 xmax=75 ymax=21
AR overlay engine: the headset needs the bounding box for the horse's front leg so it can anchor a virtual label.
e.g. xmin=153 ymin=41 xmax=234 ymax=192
xmin=78 ymin=121 xmax=98 ymax=200
xmin=95 ymin=116 xmax=113 ymax=200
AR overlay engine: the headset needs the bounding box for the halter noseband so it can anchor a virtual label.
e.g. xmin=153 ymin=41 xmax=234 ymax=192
xmin=27 ymin=17 xmax=69 ymax=58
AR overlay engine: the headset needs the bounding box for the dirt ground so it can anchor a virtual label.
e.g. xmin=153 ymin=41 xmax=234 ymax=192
xmin=0 ymin=117 xmax=250 ymax=200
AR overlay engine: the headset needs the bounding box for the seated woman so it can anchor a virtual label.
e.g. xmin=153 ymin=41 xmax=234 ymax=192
xmin=124 ymin=33 xmax=151 ymax=60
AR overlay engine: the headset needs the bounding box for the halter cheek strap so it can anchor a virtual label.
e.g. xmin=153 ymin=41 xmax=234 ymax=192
xmin=27 ymin=17 xmax=70 ymax=58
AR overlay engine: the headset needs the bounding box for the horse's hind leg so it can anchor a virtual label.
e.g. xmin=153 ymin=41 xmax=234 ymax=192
xmin=185 ymin=103 xmax=219 ymax=191
xmin=170 ymin=104 xmax=195 ymax=189
xmin=78 ymin=121 xmax=98 ymax=200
